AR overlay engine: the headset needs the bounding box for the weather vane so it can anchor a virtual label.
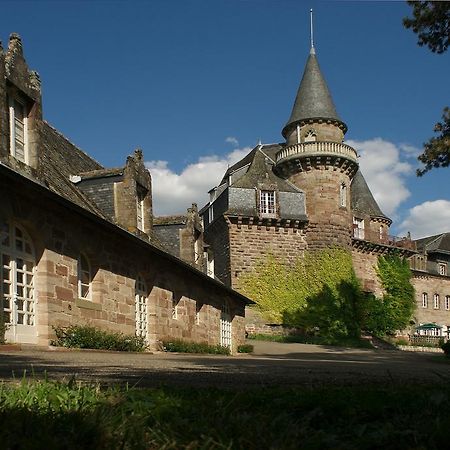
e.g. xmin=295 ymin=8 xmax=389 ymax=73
xmin=310 ymin=8 xmax=315 ymax=54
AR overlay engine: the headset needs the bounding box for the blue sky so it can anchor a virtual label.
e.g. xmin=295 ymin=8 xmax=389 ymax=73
xmin=1 ymin=0 xmax=449 ymax=237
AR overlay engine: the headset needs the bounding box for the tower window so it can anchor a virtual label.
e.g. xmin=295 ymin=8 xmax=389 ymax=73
xmin=260 ymin=190 xmax=276 ymax=216
xmin=9 ymin=97 xmax=28 ymax=163
xmin=434 ymin=293 xmax=440 ymax=309
xmin=304 ymin=129 xmax=317 ymax=142
xmin=438 ymin=263 xmax=447 ymax=276
xmin=339 ymin=183 xmax=347 ymax=208
xmin=422 ymin=292 xmax=428 ymax=309
xmin=353 ymin=217 xmax=365 ymax=240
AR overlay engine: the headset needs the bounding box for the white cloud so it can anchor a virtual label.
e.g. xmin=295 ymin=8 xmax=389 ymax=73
xmin=225 ymin=136 xmax=239 ymax=147
xmin=147 ymin=147 xmax=251 ymax=215
xmin=346 ymin=138 xmax=413 ymax=217
xmin=398 ymin=200 xmax=450 ymax=239
xmin=399 ymin=143 xmax=421 ymax=159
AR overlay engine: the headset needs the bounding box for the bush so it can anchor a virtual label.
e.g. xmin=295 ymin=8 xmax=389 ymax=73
xmin=0 ymin=316 xmax=8 ymax=345
xmin=52 ymin=325 xmax=146 ymax=352
xmin=441 ymin=341 xmax=450 ymax=357
xmin=162 ymin=339 xmax=230 ymax=355
xmin=237 ymin=344 xmax=254 ymax=353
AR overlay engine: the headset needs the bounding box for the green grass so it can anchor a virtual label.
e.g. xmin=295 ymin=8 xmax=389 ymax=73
xmin=1 ymin=379 xmax=450 ymax=449
xmin=247 ymin=333 xmax=374 ymax=349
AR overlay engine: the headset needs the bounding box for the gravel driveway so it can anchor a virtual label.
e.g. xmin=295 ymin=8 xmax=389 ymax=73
xmin=0 ymin=341 xmax=449 ymax=388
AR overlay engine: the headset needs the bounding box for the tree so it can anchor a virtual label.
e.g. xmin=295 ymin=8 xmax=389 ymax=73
xmin=403 ymin=2 xmax=450 ymax=175
xmin=403 ymin=1 xmax=450 ymax=53
xmin=417 ymin=107 xmax=450 ymax=176
xmin=363 ymin=254 xmax=415 ymax=336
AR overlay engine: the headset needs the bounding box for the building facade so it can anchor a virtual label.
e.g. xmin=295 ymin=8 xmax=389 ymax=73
xmin=201 ymin=45 xmax=450 ymax=337
xmin=0 ymin=34 xmax=250 ymax=352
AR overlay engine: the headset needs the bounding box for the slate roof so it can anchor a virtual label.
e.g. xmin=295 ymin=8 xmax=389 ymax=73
xmin=39 ymin=121 xmax=108 ymax=218
xmin=282 ymin=49 xmax=345 ymax=138
xmin=415 ymin=233 xmax=450 ymax=254
xmin=351 ymin=170 xmax=391 ymax=223
xmin=153 ymin=215 xmax=187 ymax=226
xmin=231 ymin=145 xmax=302 ymax=193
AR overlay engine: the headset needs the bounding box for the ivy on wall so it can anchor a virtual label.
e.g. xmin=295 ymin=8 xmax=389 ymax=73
xmin=363 ymin=254 xmax=415 ymax=336
xmin=239 ymin=248 xmax=364 ymax=338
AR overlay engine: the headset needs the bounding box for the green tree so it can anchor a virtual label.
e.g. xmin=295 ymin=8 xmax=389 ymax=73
xmin=364 ymin=254 xmax=415 ymax=336
xmin=403 ymin=1 xmax=450 ymax=53
xmin=403 ymin=2 xmax=450 ymax=175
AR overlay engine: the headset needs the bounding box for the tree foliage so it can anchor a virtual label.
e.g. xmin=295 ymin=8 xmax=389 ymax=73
xmin=239 ymin=248 xmax=364 ymax=338
xmin=417 ymin=106 xmax=450 ymax=176
xmin=403 ymin=1 xmax=450 ymax=54
xmin=363 ymin=254 xmax=415 ymax=336
xmin=403 ymin=2 xmax=450 ymax=175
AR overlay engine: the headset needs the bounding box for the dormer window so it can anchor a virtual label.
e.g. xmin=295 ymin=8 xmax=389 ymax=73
xmin=304 ymin=129 xmax=317 ymax=143
xmin=136 ymin=185 xmax=146 ymax=232
xmin=9 ymin=96 xmax=28 ymax=163
xmin=439 ymin=263 xmax=447 ymax=276
xmin=260 ymin=190 xmax=276 ymax=217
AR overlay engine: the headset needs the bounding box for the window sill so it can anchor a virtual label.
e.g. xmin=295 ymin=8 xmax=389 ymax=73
xmin=76 ymin=298 xmax=102 ymax=311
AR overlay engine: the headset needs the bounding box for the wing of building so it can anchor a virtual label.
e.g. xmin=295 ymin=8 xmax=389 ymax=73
xmin=0 ymin=33 xmax=251 ymax=351
xmin=200 ymin=45 xmax=450 ymax=338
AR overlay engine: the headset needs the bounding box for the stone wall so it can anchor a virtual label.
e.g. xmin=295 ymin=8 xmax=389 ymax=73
xmin=290 ymin=169 xmax=352 ymax=250
xmin=411 ymin=271 xmax=450 ymax=328
xmin=351 ymin=249 xmax=382 ymax=296
xmin=228 ymin=218 xmax=307 ymax=289
xmin=0 ymin=172 xmax=247 ymax=353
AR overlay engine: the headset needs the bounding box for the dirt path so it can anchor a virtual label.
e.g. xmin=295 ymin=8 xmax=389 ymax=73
xmin=0 ymin=342 xmax=448 ymax=388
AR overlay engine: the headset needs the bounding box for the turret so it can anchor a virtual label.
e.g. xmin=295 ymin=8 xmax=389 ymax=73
xmin=275 ymin=44 xmax=358 ymax=249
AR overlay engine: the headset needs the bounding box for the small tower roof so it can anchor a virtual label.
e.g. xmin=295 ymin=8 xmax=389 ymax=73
xmin=282 ymin=49 xmax=345 ymax=138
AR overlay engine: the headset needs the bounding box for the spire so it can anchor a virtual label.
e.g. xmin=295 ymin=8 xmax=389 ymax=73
xmin=282 ymin=43 xmax=345 ymax=138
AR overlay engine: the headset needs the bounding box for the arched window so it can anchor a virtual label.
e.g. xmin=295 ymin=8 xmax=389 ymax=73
xmin=135 ymin=275 xmax=148 ymax=341
xmin=78 ymin=254 xmax=91 ymax=299
xmin=434 ymin=293 xmax=440 ymax=310
xmin=0 ymin=220 xmax=35 ymax=332
xmin=422 ymin=292 xmax=428 ymax=308
xmin=339 ymin=183 xmax=347 ymax=208
xmin=304 ymin=129 xmax=317 ymax=142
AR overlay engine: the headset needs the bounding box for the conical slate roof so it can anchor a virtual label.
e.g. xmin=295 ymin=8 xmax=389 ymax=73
xmin=282 ymin=49 xmax=343 ymax=138
xmin=351 ymin=170 xmax=391 ymax=223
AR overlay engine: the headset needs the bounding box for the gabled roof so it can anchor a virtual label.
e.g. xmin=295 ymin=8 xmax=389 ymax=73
xmin=351 ymin=170 xmax=391 ymax=223
xmin=415 ymin=233 xmax=450 ymax=254
xmin=282 ymin=49 xmax=345 ymax=138
xmin=230 ymin=145 xmax=302 ymax=193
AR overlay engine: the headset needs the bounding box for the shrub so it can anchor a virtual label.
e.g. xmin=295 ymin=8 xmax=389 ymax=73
xmin=0 ymin=315 xmax=7 ymax=345
xmin=52 ymin=325 xmax=146 ymax=352
xmin=441 ymin=341 xmax=450 ymax=357
xmin=162 ymin=339 xmax=230 ymax=355
xmin=237 ymin=344 xmax=254 ymax=353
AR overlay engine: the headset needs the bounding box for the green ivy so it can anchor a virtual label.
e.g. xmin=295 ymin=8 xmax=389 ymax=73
xmin=239 ymin=248 xmax=364 ymax=339
xmin=363 ymin=254 xmax=415 ymax=336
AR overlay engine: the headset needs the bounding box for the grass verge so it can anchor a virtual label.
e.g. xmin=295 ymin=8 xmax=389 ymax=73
xmin=1 ymin=379 xmax=450 ymax=449
xmin=247 ymin=333 xmax=374 ymax=348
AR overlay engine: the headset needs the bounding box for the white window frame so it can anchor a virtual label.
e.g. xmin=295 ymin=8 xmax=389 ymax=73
xmin=78 ymin=254 xmax=91 ymax=300
xmin=434 ymin=293 xmax=440 ymax=310
xmin=353 ymin=217 xmax=365 ymax=240
xmin=208 ymin=204 xmax=214 ymax=223
xmin=260 ymin=190 xmax=276 ymax=217
xmin=1 ymin=221 xmax=35 ymax=331
xmin=136 ymin=186 xmax=146 ymax=232
xmin=304 ymin=129 xmax=317 ymax=142
xmin=439 ymin=263 xmax=447 ymax=276
xmin=445 ymin=296 xmax=450 ymax=311
xmin=135 ymin=275 xmax=148 ymax=342
xmin=422 ymin=292 xmax=428 ymax=309
xmin=9 ymin=96 xmax=28 ymax=164
xmin=220 ymin=302 xmax=232 ymax=349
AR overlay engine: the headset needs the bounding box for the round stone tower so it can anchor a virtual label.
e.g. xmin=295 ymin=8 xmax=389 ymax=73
xmin=274 ymin=47 xmax=359 ymax=249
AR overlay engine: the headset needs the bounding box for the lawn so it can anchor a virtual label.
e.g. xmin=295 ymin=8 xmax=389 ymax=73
xmin=1 ymin=379 xmax=449 ymax=449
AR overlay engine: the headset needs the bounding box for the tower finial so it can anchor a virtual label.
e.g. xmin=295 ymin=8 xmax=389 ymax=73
xmin=310 ymin=8 xmax=315 ymax=55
